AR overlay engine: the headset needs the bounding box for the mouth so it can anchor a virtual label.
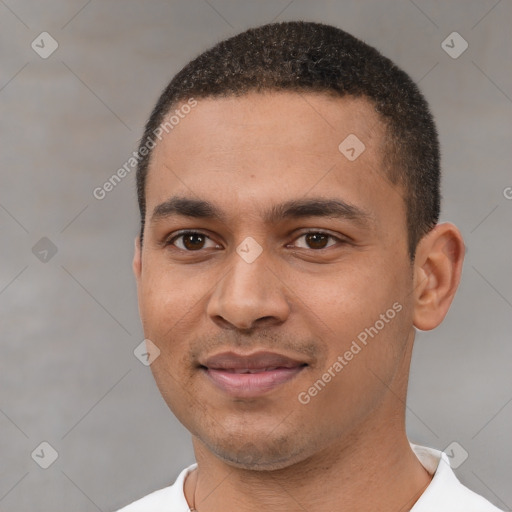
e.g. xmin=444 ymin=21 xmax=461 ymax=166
xmin=199 ymin=351 xmax=308 ymax=398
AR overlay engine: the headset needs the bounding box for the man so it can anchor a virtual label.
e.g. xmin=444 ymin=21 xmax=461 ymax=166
xmin=118 ymin=21 xmax=502 ymax=511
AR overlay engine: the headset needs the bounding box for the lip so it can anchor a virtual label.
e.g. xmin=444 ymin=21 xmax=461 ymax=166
xmin=200 ymin=351 xmax=307 ymax=398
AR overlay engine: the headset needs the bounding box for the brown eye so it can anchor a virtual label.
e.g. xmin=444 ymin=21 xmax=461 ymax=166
xmin=291 ymin=232 xmax=339 ymax=250
xmin=182 ymin=233 xmax=206 ymax=250
xmin=167 ymin=231 xmax=219 ymax=251
xmin=305 ymin=233 xmax=330 ymax=249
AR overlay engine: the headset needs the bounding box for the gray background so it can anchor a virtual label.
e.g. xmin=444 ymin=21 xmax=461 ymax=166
xmin=0 ymin=1 xmax=511 ymax=511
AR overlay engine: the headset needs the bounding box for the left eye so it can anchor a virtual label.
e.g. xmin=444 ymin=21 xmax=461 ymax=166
xmin=167 ymin=231 xmax=219 ymax=251
xmin=289 ymin=232 xmax=339 ymax=250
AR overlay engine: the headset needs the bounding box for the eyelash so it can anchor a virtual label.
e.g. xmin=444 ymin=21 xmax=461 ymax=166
xmin=164 ymin=230 xmax=345 ymax=252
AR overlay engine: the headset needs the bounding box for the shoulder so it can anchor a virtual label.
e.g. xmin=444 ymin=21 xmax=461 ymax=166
xmin=410 ymin=443 xmax=503 ymax=512
xmin=114 ymin=463 xmax=197 ymax=512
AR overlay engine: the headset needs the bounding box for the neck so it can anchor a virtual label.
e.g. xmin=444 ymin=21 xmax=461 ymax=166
xmin=185 ymin=412 xmax=432 ymax=512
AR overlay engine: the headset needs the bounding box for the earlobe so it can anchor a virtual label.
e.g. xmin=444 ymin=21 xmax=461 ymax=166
xmin=133 ymin=236 xmax=142 ymax=281
xmin=412 ymin=223 xmax=465 ymax=331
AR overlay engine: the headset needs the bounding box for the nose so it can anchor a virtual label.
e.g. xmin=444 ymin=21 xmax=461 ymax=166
xmin=206 ymin=244 xmax=291 ymax=331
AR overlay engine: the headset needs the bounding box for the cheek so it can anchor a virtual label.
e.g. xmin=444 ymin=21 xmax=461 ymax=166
xmin=139 ymin=257 xmax=199 ymax=334
xmin=297 ymin=259 xmax=409 ymax=379
xmin=139 ymin=265 xmax=203 ymax=423
xmin=297 ymin=305 xmax=409 ymax=436
xmin=299 ymin=260 xmax=395 ymax=333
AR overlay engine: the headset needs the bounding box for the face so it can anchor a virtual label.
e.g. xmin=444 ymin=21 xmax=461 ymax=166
xmin=133 ymin=92 xmax=417 ymax=470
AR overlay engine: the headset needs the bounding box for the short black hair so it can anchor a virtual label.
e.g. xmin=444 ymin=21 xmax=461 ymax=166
xmin=136 ymin=20 xmax=440 ymax=260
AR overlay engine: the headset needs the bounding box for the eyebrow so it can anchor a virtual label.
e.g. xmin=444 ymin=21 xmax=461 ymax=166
xmin=150 ymin=196 xmax=374 ymax=228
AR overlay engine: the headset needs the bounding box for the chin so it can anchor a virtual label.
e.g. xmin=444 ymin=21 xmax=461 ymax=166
xmin=206 ymin=436 xmax=311 ymax=471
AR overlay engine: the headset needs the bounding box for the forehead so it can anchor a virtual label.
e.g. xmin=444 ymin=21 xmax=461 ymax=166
xmin=157 ymin=91 xmax=384 ymax=157
xmin=145 ymin=92 xmax=403 ymax=230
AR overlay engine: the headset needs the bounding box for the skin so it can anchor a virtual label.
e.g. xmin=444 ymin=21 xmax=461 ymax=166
xmin=133 ymin=91 xmax=465 ymax=512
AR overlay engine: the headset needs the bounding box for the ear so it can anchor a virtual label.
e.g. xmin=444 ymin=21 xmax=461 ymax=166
xmin=133 ymin=236 xmax=142 ymax=283
xmin=412 ymin=223 xmax=465 ymax=331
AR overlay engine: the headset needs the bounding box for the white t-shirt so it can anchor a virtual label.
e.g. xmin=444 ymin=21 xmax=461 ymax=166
xmin=116 ymin=443 xmax=503 ymax=511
